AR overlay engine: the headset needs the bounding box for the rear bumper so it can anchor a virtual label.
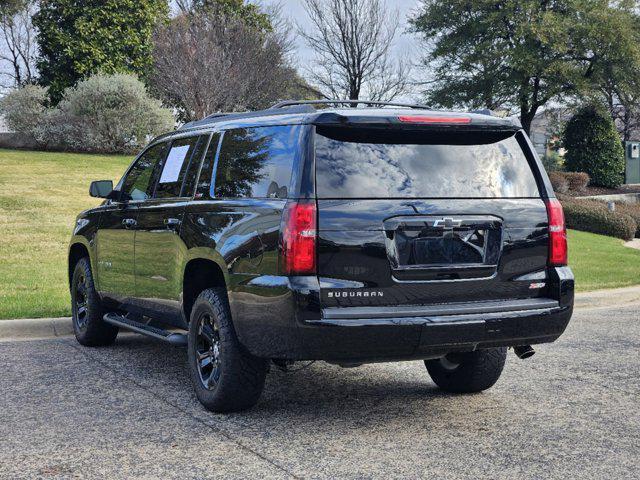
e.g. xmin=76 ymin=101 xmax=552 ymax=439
xmin=298 ymin=301 xmax=572 ymax=362
xmin=231 ymin=267 xmax=574 ymax=362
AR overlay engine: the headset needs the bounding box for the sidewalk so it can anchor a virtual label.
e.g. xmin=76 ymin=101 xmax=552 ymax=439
xmin=1 ymin=285 xmax=639 ymax=341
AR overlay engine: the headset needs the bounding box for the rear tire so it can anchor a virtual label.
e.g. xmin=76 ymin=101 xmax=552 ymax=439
xmin=71 ymin=257 xmax=119 ymax=347
xmin=187 ymin=288 xmax=268 ymax=413
xmin=425 ymin=347 xmax=507 ymax=393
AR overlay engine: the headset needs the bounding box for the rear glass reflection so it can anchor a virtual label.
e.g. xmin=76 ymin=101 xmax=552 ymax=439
xmin=315 ymin=129 xmax=540 ymax=198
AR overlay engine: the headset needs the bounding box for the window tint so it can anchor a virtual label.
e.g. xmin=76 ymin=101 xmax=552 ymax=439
xmin=121 ymin=142 xmax=168 ymax=201
xmin=154 ymin=136 xmax=202 ymax=199
xmin=315 ymin=128 xmax=540 ymax=198
xmin=195 ymin=132 xmax=221 ymax=200
xmin=214 ymin=125 xmax=301 ymax=198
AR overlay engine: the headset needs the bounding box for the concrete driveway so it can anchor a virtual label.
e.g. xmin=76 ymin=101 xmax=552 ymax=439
xmin=1 ymin=303 xmax=638 ymax=479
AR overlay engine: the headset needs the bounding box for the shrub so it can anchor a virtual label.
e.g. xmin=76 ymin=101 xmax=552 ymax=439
xmin=0 ymin=74 xmax=174 ymax=153
xmin=54 ymin=73 xmax=175 ymax=153
xmin=563 ymin=105 xmax=625 ymax=188
xmin=561 ymin=198 xmax=636 ymax=240
xmin=32 ymin=108 xmax=85 ymax=151
xmin=609 ymin=202 xmax=640 ymax=238
xmin=0 ymin=85 xmax=48 ymax=135
xmin=541 ymin=151 xmax=564 ymax=172
xmin=548 ymin=171 xmax=569 ymax=194
xmin=563 ymin=172 xmax=590 ymax=192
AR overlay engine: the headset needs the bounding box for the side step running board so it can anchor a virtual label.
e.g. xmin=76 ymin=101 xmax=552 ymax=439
xmin=103 ymin=313 xmax=187 ymax=346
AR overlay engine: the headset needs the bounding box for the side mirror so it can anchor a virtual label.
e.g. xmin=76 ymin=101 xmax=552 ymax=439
xmin=89 ymin=180 xmax=114 ymax=199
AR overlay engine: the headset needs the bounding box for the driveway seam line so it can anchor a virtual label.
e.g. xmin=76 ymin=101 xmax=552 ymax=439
xmin=71 ymin=343 xmax=304 ymax=480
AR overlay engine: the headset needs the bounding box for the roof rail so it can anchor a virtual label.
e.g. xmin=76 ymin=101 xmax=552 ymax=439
xmin=178 ymin=104 xmax=317 ymax=130
xmin=270 ymin=99 xmax=431 ymax=110
xmin=202 ymin=112 xmax=231 ymax=121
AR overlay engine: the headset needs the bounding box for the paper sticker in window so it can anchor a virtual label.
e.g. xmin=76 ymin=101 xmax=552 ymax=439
xmin=159 ymin=145 xmax=190 ymax=184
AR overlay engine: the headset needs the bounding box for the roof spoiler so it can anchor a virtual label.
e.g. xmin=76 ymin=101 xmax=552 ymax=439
xmin=312 ymin=112 xmax=521 ymax=131
xmin=471 ymin=109 xmax=523 ymax=129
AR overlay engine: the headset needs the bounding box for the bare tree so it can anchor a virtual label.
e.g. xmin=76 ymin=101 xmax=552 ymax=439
xmin=0 ymin=0 xmax=37 ymax=89
xmin=173 ymin=0 xmax=194 ymax=13
xmin=151 ymin=12 xmax=298 ymax=122
xmin=597 ymin=77 xmax=640 ymax=142
xmin=299 ymin=0 xmax=409 ymax=101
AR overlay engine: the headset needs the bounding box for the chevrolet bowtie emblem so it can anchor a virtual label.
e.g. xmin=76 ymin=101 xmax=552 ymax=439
xmin=433 ymin=217 xmax=463 ymax=228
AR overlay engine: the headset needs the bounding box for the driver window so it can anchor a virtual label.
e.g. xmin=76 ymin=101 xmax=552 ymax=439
xmin=121 ymin=142 xmax=168 ymax=201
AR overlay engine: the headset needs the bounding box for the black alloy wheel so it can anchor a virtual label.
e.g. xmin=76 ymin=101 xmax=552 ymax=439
xmin=187 ymin=288 xmax=268 ymax=412
xmin=195 ymin=312 xmax=222 ymax=390
xmin=72 ymin=271 xmax=89 ymax=331
xmin=71 ymin=257 xmax=118 ymax=346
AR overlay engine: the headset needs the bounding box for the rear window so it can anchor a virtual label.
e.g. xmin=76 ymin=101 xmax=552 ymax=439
xmin=315 ymin=128 xmax=540 ymax=198
xmin=214 ymin=125 xmax=302 ymax=199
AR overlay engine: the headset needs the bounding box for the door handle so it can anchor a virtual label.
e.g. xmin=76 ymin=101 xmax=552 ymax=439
xmin=164 ymin=218 xmax=182 ymax=228
xmin=122 ymin=218 xmax=137 ymax=228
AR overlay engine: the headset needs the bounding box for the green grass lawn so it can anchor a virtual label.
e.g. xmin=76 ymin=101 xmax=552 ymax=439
xmin=0 ymin=149 xmax=130 ymax=319
xmin=568 ymin=229 xmax=640 ymax=292
xmin=1 ymin=147 xmax=639 ymax=319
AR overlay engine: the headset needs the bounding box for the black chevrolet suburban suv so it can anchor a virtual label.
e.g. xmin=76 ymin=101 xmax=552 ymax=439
xmin=69 ymin=100 xmax=574 ymax=412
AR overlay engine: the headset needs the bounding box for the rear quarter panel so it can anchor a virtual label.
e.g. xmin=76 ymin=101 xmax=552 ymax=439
xmin=182 ymin=199 xmax=304 ymax=356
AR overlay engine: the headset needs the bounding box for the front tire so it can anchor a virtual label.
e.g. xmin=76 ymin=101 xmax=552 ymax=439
xmin=187 ymin=288 xmax=268 ymax=413
xmin=71 ymin=257 xmax=119 ymax=347
xmin=425 ymin=348 xmax=507 ymax=393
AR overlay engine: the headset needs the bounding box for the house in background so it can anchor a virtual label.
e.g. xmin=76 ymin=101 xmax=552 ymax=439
xmin=530 ymin=106 xmax=640 ymax=157
xmin=529 ymin=108 xmax=572 ymax=157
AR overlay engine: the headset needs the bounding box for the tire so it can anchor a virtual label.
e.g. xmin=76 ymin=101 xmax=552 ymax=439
xmin=71 ymin=257 xmax=119 ymax=347
xmin=187 ymin=288 xmax=268 ymax=413
xmin=425 ymin=347 xmax=507 ymax=393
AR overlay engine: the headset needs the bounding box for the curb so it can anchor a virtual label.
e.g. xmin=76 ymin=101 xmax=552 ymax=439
xmin=0 ymin=317 xmax=73 ymax=341
xmin=1 ymin=285 xmax=639 ymax=341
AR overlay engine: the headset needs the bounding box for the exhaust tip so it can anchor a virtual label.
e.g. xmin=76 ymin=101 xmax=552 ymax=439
xmin=513 ymin=345 xmax=535 ymax=359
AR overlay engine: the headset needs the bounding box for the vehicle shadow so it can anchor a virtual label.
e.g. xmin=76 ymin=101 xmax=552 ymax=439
xmin=99 ymin=335 xmax=501 ymax=427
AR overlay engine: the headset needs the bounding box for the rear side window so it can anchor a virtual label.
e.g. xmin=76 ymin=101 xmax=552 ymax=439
xmin=315 ymin=128 xmax=540 ymax=198
xmin=154 ymin=136 xmax=202 ymax=199
xmin=121 ymin=142 xmax=168 ymax=201
xmin=214 ymin=125 xmax=301 ymax=199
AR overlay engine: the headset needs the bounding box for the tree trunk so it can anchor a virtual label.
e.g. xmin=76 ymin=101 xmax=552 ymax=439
xmin=349 ymin=79 xmax=360 ymax=102
xmin=520 ymin=109 xmax=537 ymax=136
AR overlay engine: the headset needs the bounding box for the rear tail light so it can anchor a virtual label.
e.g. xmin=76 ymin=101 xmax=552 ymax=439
xmin=397 ymin=115 xmax=472 ymax=124
xmin=280 ymin=200 xmax=317 ymax=275
xmin=545 ymin=199 xmax=568 ymax=266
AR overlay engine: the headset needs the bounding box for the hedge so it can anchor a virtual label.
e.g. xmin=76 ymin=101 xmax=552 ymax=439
xmin=548 ymin=171 xmax=569 ymax=194
xmin=562 ymin=172 xmax=590 ymax=192
xmin=561 ymin=198 xmax=636 ymax=240
xmin=549 ymin=171 xmax=590 ymax=194
xmin=608 ymin=202 xmax=640 ymax=238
